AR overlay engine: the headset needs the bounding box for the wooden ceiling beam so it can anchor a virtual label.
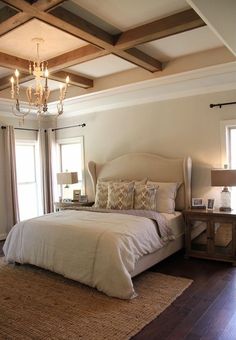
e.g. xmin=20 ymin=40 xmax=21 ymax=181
xmin=50 ymin=71 xmax=93 ymax=88
xmin=0 ymin=1 xmax=162 ymax=72
xmin=0 ymin=52 xmax=29 ymax=71
xmin=0 ymin=73 xmax=33 ymax=91
xmin=48 ymin=7 xmax=114 ymax=47
xmin=0 ymin=12 xmax=31 ymax=36
xmin=0 ymin=0 xmax=65 ymax=36
xmin=0 ymin=52 xmax=93 ymax=88
xmin=117 ymin=49 xmax=162 ymax=72
xmin=33 ymin=0 xmax=66 ymax=11
xmin=0 ymin=0 xmax=65 ymax=12
xmin=115 ymin=9 xmax=206 ymax=49
xmin=37 ymin=10 xmax=162 ymax=71
xmin=47 ymin=44 xmax=107 ymax=71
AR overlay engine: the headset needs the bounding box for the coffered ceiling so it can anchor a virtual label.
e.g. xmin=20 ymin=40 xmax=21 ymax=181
xmin=0 ymin=0 xmax=235 ymax=114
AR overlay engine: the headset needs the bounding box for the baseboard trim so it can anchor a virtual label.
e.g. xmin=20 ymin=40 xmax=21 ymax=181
xmin=0 ymin=233 xmax=6 ymax=241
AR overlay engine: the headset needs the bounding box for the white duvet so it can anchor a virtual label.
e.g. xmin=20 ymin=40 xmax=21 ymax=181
xmin=3 ymin=210 xmax=167 ymax=299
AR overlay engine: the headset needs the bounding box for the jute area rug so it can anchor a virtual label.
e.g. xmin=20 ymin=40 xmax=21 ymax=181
xmin=0 ymin=258 xmax=192 ymax=340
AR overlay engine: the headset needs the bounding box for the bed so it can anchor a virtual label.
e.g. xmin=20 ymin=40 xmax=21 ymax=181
xmin=3 ymin=153 xmax=192 ymax=299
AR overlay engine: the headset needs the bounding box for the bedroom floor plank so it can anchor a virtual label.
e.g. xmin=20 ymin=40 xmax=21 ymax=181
xmin=1 ymin=241 xmax=236 ymax=340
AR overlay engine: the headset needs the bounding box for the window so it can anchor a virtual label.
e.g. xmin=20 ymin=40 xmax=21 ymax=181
xmin=57 ymin=137 xmax=85 ymax=200
xmin=221 ymin=120 xmax=236 ymax=209
xmin=15 ymin=142 xmax=42 ymax=221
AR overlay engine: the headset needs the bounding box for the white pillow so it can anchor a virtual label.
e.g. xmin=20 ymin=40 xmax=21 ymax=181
xmin=147 ymin=181 xmax=181 ymax=214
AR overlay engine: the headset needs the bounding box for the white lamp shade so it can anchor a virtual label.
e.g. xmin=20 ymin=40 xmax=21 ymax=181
xmin=57 ymin=172 xmax=78 ymax=185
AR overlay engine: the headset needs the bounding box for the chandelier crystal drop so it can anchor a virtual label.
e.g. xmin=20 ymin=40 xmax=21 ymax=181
xmin=10 ymin=38 xmax=69 ymax=121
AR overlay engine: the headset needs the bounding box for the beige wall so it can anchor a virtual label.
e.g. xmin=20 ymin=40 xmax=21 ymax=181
xmin=56 ymin=89 xmax=236 ymax=207
xmin=1 ymin=88 xmax=236 ymax=238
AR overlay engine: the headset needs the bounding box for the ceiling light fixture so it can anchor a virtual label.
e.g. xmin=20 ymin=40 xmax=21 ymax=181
xmin=10 ymin=38 xmax=69 ymax=121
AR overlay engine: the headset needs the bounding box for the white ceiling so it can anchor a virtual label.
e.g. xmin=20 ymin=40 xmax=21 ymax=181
xmin=138 ymin=26 xmax=223 ymax=62
xmin=71 ymin=0 xmax=190 ymax=30
xmin=68 ymin=54 xmax=137 ymax=78
xmin=0 ymin=19 xmax=88 ymax=60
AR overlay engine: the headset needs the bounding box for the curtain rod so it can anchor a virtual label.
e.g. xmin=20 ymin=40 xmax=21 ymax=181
xmin=209 ymin=101 xmax=236 ymax=108
xmin=1 ymin=126 xmax=38 ymax=131
xmin=1 ymin=123 xmax=86 ymax=132
xmin=52 ymin=123 xmax=86 ymax=131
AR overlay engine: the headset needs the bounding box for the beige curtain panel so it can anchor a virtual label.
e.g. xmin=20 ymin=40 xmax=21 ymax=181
xmin=3 ymin=126 xmax=19 ymax=232
xmin=38 ymin=128 xmax=56 ymax=214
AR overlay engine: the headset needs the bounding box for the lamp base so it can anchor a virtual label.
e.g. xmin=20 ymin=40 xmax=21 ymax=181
xmin=219 ymin=207 xmax=232 ymax=212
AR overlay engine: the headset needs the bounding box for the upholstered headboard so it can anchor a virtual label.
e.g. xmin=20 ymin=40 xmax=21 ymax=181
xmin=88 ymin=153 xmax=192 ymax=210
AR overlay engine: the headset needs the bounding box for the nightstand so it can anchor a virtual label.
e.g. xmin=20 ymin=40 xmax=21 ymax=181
xmin=54 ymin=201 xmax=94 ymax=211
xmin=183 ymin=209 xmax=236 ymax=266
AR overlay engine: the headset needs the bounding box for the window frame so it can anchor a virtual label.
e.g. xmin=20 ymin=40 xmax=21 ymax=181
xmin=56 ymin=136 xmax=85 ymax=195
xmin=15 ymin=139 xmax=43 ymax=219
xmin=220 ymin=119 xmax=236 ymax=168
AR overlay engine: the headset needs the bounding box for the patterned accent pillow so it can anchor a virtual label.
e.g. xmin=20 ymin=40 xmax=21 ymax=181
xmin=94 ymin=181 xmax=109 ymax=208
xmin=134 ymin=184 xmax=158 ymax=210
xmin=107 ymin=182 xmax=135 ymax=210
xmin=94 ymin=178 xmax=123 ymax=208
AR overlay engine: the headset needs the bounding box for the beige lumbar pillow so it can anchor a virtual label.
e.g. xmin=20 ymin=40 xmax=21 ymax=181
xmin=147 ymin=181 xmax=180 ymax=214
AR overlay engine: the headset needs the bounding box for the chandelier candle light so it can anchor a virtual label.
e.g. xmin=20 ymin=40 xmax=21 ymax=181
xmin=10 ymin=38 xmax=69 ymax=120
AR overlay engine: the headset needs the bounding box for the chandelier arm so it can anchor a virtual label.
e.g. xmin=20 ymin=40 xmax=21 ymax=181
xmin=10 ymin=38 xmax=69 ymax=122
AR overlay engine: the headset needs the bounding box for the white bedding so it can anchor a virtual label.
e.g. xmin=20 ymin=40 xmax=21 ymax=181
xmin=3 ymin=210 xmax=170 ymax=299
xmin=162 ymin=212 xmax=185 ymax=238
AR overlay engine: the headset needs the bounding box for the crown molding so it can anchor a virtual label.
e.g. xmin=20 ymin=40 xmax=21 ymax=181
xmin=1 ymin=62 xmax=236 ymax=120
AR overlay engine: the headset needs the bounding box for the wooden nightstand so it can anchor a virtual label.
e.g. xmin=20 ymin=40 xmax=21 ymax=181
xmin=183 ymin=209 xmax=236 ymax=266
xmin=54 ymin=201 xmax=94 ymax=211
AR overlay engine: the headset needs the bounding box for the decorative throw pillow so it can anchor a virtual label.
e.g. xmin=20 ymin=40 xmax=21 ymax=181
xmin=107 ymin=182 xmax=134 ymax=210
xmin=134 ymin=184 xmax=158 ymax=210
xmin=94 ymin=181 xmax=109 ymax=208
xmin=147 ymin=181 xmax=181 ymax=214
xmin=94 ymin=178 xmax=123 ymax=208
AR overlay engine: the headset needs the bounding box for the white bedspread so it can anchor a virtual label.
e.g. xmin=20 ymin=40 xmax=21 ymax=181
xmin=3 ymin=210 xmax=168 ymax=299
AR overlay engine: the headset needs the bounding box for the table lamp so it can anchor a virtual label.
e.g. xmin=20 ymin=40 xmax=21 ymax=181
xmin=57 ymin=171 xmax=78 ymax=201
xmin=56 ymin=172 xmax=78 ymax=188
xmin=211 ymin=168 xmax=236 ymax=211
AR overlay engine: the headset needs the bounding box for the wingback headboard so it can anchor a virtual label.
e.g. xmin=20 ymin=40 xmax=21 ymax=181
xmin=88 ymin=153 xmax=192 ymax=210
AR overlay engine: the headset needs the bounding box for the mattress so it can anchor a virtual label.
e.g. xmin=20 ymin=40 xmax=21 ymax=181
xmin=161 ymin=211 xmax=185 ymax=238
xmin=131 ymin=211 xmax=185 ymax=277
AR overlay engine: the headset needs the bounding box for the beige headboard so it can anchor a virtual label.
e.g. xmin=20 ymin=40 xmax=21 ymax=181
xmin=88 ymin=153 xmax=192 ymax=210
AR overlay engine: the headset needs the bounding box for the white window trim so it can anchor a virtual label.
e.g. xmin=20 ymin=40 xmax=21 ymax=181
xmin=15 ymin=140 xmax=43 ymax=217
xmin=220 ymin=119 xmax=236 ymax=168
xmin=56 ymin=136 xmax=85 ymax=194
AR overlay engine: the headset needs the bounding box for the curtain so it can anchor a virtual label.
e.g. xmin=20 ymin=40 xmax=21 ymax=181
xmin=38 ymin=128 xmax=56 ymax=214
xmin=3 ymin=126 xmax=20 ymax=232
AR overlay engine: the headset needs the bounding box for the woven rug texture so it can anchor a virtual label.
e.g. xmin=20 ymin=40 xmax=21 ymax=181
xmin=0 ymin=258 xmax=192 ymax=340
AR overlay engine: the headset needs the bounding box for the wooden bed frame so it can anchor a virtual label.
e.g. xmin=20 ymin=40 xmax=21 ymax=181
xmin=88 ymin=153 xmax=192 ymax=276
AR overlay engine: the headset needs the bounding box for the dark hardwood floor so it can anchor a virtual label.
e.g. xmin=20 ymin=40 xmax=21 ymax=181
xmin=1 ymin=239 xmax=236 ymax=339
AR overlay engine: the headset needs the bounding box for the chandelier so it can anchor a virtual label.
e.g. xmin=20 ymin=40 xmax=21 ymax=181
xmin=10 ymin=38 xmax=69 ymax=120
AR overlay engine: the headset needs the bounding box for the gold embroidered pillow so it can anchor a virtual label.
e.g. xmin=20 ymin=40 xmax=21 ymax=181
xmin=107 ymin=182 xmax=134 ymax=210
xmin=134 ymin=184 xmax=158 ymax=210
